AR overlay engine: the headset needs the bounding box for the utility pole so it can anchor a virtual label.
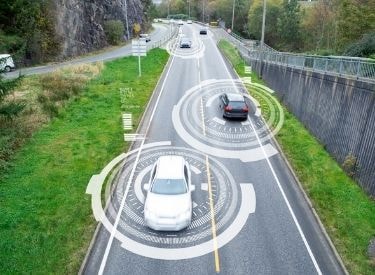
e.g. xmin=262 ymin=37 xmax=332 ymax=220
xmin=124 ymin=0 xmax=130 ymax=39
xmin=202 ymin=0 xmax=205 ymax=23
xmin=260 ymin=0 xmax=266 ymax=78
xmin=188 ymin=0 xmax=191 ymax=19
xmin=168 ymin=0 xmax=170 ymax=18
xmin=231 ymin=0 xmax=236 ymax=31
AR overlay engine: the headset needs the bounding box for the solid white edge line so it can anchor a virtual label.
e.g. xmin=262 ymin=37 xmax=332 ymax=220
xmin=212 ymin=37 xmax=322 ymax=274
xmin=98 ymin=52 xmax=176 ymax=275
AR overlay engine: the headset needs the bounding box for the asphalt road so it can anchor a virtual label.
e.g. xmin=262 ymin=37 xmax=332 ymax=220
xmin=82 ymin=23 xmax=345 ymax=275
xmin=3 ymin=23 xmax=171 ymax=79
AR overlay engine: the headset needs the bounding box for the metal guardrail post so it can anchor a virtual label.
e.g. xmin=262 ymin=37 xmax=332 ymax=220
xmin=356 ymin=61 xmax=361 ymax=77
xmin=325 ymin=59 xmax=328 ymax=72
xmin=339 ymin=60 xmax=343 ymax=75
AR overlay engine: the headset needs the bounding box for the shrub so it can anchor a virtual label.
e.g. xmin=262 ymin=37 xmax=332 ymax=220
xmin=344 ymin=32 xmax=375 ymax=58
xmin=103 ymin=20 xmax=125 ymax=45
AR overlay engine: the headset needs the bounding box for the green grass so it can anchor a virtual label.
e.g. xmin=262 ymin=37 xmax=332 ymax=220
xmin=218 ymin=39 xmax=375 ymax=274
xmin=0 ymin=48 xmax=169 ymax=274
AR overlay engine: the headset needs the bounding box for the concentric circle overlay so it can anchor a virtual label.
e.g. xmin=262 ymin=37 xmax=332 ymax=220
xmin=166 ymin=27 xmax=206 ymax=59
xmin=172 ymin=79 xmax=284 ymax=162
xmin=86 ymin=142 xmax=256 ymax=260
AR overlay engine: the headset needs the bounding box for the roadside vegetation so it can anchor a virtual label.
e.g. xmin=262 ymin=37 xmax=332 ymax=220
xmin=0 ymin=48 xmax=169 ymax=273
xmin=218 ymin=39 xmax=375 ymax=275
xmin=156 ymin=0 xmax=374 ymax=57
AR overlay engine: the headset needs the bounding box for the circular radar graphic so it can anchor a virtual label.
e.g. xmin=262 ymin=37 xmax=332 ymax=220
xmin=166 ymin=28 xmax=205 ymax=59
xmin=172 ymin=79 xmax=284 ymax=162
xmin=86 ymin=142 xmax=256 ymax=260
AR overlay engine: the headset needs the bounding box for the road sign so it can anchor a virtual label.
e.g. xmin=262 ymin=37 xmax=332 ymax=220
xmin=132 ymin=39 xmax=147 ymax=76
xmin=132 ymin=39 xmax=147 ymax=57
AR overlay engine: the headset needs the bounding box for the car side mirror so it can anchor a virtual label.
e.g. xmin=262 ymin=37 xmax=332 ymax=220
xmin=143 ymin=184 xmax=150 ymax=191
xmin=190 ymin=185 xmax=195 ymax=192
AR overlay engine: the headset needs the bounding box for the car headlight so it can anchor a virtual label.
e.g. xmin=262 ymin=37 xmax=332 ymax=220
xmin=144 ymin=207 xmax=157 ymax=220
xmin=178 ymin=209 xmax=191 ymax=221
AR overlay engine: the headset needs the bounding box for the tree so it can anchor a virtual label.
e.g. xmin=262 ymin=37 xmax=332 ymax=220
xmin=0 ymin=75 xmax=24 ymax=120
xmin=277 ymin=0 xmax=303 ymax=51
xmin=336 ymin=0 xmax=375 ymax=51
xmin=302 ymin=0 xmax=338 ymax=53
xmin=247 ymin=0 xmax=281 ymax=45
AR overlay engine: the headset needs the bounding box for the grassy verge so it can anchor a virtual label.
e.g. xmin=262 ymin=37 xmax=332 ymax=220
xmin=0 ymin=48 xmax=169 ymax=274
xmin=218 ymin=39 xmax=375 ymax=274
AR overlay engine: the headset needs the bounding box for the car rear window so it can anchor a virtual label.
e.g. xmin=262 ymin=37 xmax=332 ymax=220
xmin=229 ymin=101 xmax=246 ymax=109
xmin=151 ymin=179 xmax=187 ymax=195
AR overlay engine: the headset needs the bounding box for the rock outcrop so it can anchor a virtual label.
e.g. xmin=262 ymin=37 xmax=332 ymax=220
xmin=52 ymin=0 xmax=146 ymax=58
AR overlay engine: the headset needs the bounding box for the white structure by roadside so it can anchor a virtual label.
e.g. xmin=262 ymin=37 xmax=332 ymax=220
xmin=0 ymin=54 xmax=15 ymax=72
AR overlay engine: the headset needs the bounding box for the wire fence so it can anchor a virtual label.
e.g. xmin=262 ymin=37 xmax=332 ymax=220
xmin=214 ymin=28 xmax=375 ymax=82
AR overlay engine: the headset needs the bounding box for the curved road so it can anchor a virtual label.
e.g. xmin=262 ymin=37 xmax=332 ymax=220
xmin=4 ymin=23 xmax=171 ymax=79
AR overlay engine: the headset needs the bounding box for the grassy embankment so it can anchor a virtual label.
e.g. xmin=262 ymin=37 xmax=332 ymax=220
xmin=218 ymin=39 xmax=375 ymax=275
xmin=0 ymin=48 xmax=169 ymax=273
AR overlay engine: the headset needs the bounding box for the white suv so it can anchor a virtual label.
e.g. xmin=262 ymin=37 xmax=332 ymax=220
xmin=143 ymin=155 xmax=195 ymax=231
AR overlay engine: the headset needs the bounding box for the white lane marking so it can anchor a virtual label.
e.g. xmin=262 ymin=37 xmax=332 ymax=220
xmin=124 ymin=134 xmax=145 ymax=141
xmin=98 ymin=134 xmax=145 ymax=275
xmin=119 ymin=184 xmax=255 ymax=260
xmin=98 ymin=54 xmax=177 ymax=274
xmin=191 ymin=165 xmax=202 ymax=174
xmin=201 ymin=183 xmax=208 ymax=191
xmin=241 ymin=120 xmax=250 ymax=126
xmin=212 ymin=117 xmax=226 ymax=125
xmin=172 ymin=107 xmax=278 ymax=162
xmin=205 ymin=94 xmax=220 ymax=107
xmin=213 ymin=37 xmax=322 ymax=274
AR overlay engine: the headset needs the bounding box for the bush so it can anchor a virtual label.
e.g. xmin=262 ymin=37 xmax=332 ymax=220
xmin=103 ymin=20 xmax=125 ymax=45
xmin=344 ymin=32 xmax=375 ymax=58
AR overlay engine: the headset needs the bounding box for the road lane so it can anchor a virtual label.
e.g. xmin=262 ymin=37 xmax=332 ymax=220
xmin=82 ymin=23 xmax=345 ymax=275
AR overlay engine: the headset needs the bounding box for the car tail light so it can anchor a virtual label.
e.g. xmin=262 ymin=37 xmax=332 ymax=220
xmin=242 ymin=105 xmax=249 ymax=112
xmin=225 ymin=105 xmax=232 ymax=111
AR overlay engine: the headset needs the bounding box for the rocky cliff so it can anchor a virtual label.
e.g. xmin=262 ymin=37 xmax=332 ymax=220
xmin=52 ymin=0 xmax=147 ymax=58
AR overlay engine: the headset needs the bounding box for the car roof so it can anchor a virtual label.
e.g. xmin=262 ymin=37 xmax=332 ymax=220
xmin=0 ymin=54 xmax=10 ymax=58
xmin=156 ymin=156 xmax=185 ymax=179
xmin=226 ymin=93 xmax=245 ymax=102
xmin=181 ymin=37 xmax=190 ymax=41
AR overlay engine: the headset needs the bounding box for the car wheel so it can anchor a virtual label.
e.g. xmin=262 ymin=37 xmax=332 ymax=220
xmin=5 ymin=66 xmax=11 ymax=72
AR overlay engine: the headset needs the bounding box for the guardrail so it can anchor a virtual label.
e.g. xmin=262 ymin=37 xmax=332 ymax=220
xmin=213 ymin=27 xmax=375 ymax=81
xmin=147 ymin=24 xmax=179 ymax=51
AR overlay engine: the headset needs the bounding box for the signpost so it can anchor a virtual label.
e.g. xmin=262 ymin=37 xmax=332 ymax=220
xmin=132 ymin=39 xmax=147 ymax=77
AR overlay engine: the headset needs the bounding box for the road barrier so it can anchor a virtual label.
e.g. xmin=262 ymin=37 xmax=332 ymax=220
xmin=147 ymin=24 xmax=179 ymax=51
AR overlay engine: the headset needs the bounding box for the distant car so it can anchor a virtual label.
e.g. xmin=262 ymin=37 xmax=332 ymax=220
xmin=0 ymin=54 xmax=15 ymax=72
xmin=220 ymin=93 xmax=249 ymax=119
xmin=187 ymin=20 xmax=192 ymax=24
xmin=200 ymin=28 xmax=207 ymax=35
xmin=180 ymin=37 xmax=192 ymax=48
xmin=177 ymin=20 xmax=184 ymax=25
xmin=143 ymin=156 xmax=195 ymax=231
xmin=139 ymin=33 xmax=151 ymax=42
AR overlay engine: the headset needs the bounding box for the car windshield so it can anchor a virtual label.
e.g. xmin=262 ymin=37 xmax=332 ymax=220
xmin=151 ymin=178 xmax=187 ymax=195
